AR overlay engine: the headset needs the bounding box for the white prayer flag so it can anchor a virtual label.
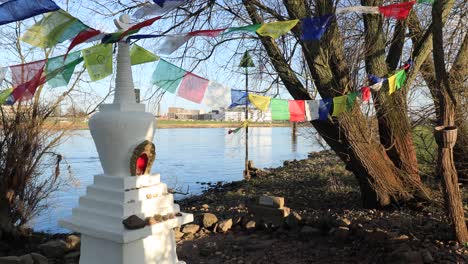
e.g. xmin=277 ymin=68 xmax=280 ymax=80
xmin=133 ymin=1 xmax=185 ymax=19
xmin=336 ymin=6 xmax=380 ymax=14
xmin=305 ymin=100 xmax=320 ymax=121
xmin=202 ymin=81 xmax=231 ymax=109
xmin=157 ymin=34 xmax=192 ymax=55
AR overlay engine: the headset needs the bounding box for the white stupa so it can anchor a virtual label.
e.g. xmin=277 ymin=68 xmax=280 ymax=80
xmin=59 ymin=14 xmax=193 ymax=264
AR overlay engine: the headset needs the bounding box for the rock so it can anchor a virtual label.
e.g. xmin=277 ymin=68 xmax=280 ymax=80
xmin=389 ymin=234 xmax=410 ymax=243
xmin=38 ymin=240 xmax=68 ymax=258
xmin=0 ymin=256 xmax=20 ymax=264
xmin=201 ymin=213 xmax=218 ymax=229
xmin=245 ymin=220 xmax=256 ymax=230
xmin=201 ymin=204 xmax=210 ymax=209
xmin=181 ymin=224 xmax=200 ymax=234
xmin=249 ymin=205 xmax=290 ymax=227
xmin=30 ymin=253 xmax=47 ymax=264
xmin=337 ymin=218 xmax=351 ymax=227
xmin=258 ymin=196 xmax=285 ymax=208
xmin=284 ymin=212 xmax=302 ymax=229
xmin=218 ymin=219 xmax=233 ymax=233
xmin=174 ymin=228 xmax=184 ymax=240
xmin=334 ymin=226 xmax=350 ymax=240
xmin=18 ymin=254 xmax=33 ymax=264
xmin=122 ymin=215 xmax=146 ymax=230
xmin=65 ymin=235 xmax=81 ymax=251
xmin=420 ymin=249 xmax=434 ymax=263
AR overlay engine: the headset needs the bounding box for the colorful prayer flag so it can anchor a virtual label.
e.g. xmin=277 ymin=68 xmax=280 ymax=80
xmin=318 ymin=98 xmax=332 ymax=120
xmin=21 ymin=10 xmax=87 ymax=48
xmin=10 ymin=60 xmax=46 ymax=87
xmin=202 ymin=81 xmax=231 ymax=109
xmin=229 ymin=89 xmax=249 ymax=108
xmin=130 ymin=44 xmax=159 ymax=65
xmin=289 ymin=100 xmax=306 ymax=122
xmin=65 ymin=28 xmax=103 ymax=59
xmin=248 ymin=94 xmax=270 ymax=111
xmin=0 ymin=88 xmax=12 ymax=104
xmin=361 ymin=87 xmax=371 ymax=102
xmin=301 ymin=15 xmax=333 ymax=41
xmin=9 ymin=66 xmax=46 ymax=104
xmin=370 ymin=81 xmax=383 ymax=91
xmin=305 ymin=100 xmax=320 ymax=121
xmin=256 ymin=20 xmax=299 ymax=39
xmin=189 ymin=29 xmax=226 ymax=37
xmin=102 ymin=16 xmax=161 ymax=43
xmin=45 ymin=51 xmax=83 ymax=88
xmin=0 ymin=0 xmax=60 ymax=26
xmin=82 ymin=44 xmax=113 ymax=82
xmin=157 ymin=34 xmax=192 ymax=55
xmin=379 ymin=1 xmax=415 ymax=20
xmin=346 ymin=92 xmax=358 ymax=111
xmin=270 ymin=98 xmax=290 ymax=121
xmin=223 ymin=24 xmax=262 ymax=35
xmin=133 ymin=0 xmax=184 ymax=19
xmin=335 ymin=6 xmax=380 ymax=14
xmin=332 ymin=95 xmax=347 ymax=117
xmin=395 ymin=69 xmax=406 ymax=90
xmin=177 ymin=72 xmax=209 ymax=103
xmin=151 ymin=59 xmax=186 ymax=93
xmin=387 ymin=74 xmax=397 ymax=95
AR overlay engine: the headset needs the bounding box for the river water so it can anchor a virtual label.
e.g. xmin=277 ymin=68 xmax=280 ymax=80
xmin=33 ymin=127 xmax=322 ymax=232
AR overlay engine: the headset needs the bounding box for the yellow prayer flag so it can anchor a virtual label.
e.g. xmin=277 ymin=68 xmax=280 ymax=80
xmin=332 ymin=95 xmax=347 ymax=116
xmin=387 ymin=74 xmax=397 ymax=95
xmin=256 ymin=20 xmax=299 ymax=39
xmin=248 ymin=94 xmax=271 ymax=111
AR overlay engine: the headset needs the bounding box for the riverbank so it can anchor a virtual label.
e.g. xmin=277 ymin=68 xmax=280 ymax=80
xmin=43 ymin=119 xmax=297 ymax=130
xmin=0 ymin=151 xmax=466 ymax=263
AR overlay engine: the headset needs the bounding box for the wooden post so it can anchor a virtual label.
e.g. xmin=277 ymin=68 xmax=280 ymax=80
xmin=244 ymin=67 xmax=250 ymax=180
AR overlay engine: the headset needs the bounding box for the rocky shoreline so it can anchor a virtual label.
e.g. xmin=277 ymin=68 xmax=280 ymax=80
xmin=1 ymin=151 xmax=467 ymax=263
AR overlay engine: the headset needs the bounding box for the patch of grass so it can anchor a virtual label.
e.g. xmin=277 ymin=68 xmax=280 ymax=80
xmin=413 ymin=125 xmax=437 ymax=175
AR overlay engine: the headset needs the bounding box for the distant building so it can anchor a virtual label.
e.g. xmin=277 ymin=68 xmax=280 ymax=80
xmin=218 ymin=107 xmax=272 ymax=122
xmin=167 ymin=107 xmax=200 ymax=120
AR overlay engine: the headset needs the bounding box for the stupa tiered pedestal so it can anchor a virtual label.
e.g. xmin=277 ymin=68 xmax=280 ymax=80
xmin=60 ymin=173 xmax=192 ymax=264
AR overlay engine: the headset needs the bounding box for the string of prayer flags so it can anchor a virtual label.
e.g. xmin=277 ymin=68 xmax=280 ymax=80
xmin=248 ymin=94 xmax=270 ymax=111
xmin=256 ymin=20 xmax=299 ymax=39
xmin=202 ymin=81 xmax=231 ymax=109
xmin=346 ymin=92 xmax=358 ymax=111
xmin=319 ymin=98 xmax=332 ymax=121
xmin=361 ymin=87 xmax=371 ymax=102
xmin=332 ymin=95 xmax=347 ymax=116
xmin=151 ymin=59 xmax=186 ymax=93
xmin=301 ymin=15 xmax=333 ymax=41
xmin=378 ymin=1 xmax=416 ymax=20
xmin=305 ymin=100 xmax=320 ymax=121
xmin=270 ymin=99 xmax=290 ymax=121
xmin=127 ymin=34 xmax=162 ymax=41
xmin=21 ymin=10 xmax=87 ymax=48
xmin=130 ymin=44 xmax=159 ymax=65
xmin=177 ymin=72 xmax=209 ymax=103
xmin=289 ymin=100 xmax=305 ymax=122
xmin=223 ymin=24 xmax=262 ymax=35
xmin=0 ymin=0 xmax=60 ymax=26
xmin=395 ymin=69 xmax=407 ymax=90
xmin=133 ymin=0 xmax=184 ymax=19
xmin=45 ymin=51 xmax=83 ymax=88
xmin=0 ymin=88 xmax=12 ymax=104
xmin=8 ymin=66 xmax=46 ymax=104
xmin=82 ymin=44 xmax=113 ymax=81
xmin=157 ymin=35 xmax=192 ymax=55
xmin=102 ymin=16 xmax=161 ymax=43
xmin=189 ymin=29 xmax=227 ymax=38
xmin=229 ymin=89 xmax=249 ymax=108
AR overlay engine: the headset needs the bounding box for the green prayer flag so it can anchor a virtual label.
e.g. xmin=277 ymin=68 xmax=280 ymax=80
xmin=46 ymin=51 xmax=83 ymax=88
xmin=82 ymin=44 xmax=113 ymax=82
xmin=346 ymin=92 xmax=358 ymax=111
xmin=130 ymin=44 xmax=159 ymax=65
xmin=270 ymin=98 xmax=290 ymax=121
xmin=332 ymin=95 xmax=347 ymax=116
xmin=0 ymin=88 xmax=13 ymax=104
xmin=395 ymin=70 xmax=407 ymax=90
xmin=151 ymin=60 xmax=186 ymax=93
xmin=21 ymin=10 xmax=86 ymax=48
xmin=256 ymin=20 xmax=299 ymax=39
xmin=223 ymin=24 xmax=262 ymax=35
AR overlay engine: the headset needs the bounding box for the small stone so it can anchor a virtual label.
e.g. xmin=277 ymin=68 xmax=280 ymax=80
xmin=0 ymin=256 xmax=20 ymax=264
xmin=201 ymin=204 xmax=210 ymax=209
xmin=420 ymin=249 xmax=434 ymax=263
xmin=167 ymin=213 xmax=175 ymax=219
xmin=337 ymin=218 xmax=351 ymax=227
xmin=146 ymin=194 xmax=152 ymax=199
xmin=30 ymin=253 xmax=47 ymax=264
xmin=245 ymin=220 xmax=256 ymax=230
xmin=162 ymin=215 xmax=169 ymax=221
xmin=65 ymin=235 xmax=81 ymax=251
xmin=146 ymin=216 xmax=158 ymax=225
xmin=258 ymin=196 xmax=285 ymax=208
xmin=154 ymin=214 xmax=163 ymax=222
xmin=390 ymin=234 xmax=410 ymax=243
xmin=284 ymin=212 xmax=302 ymax=229
xmin=19 ymin=254 xmax=33 ymax=264
xmin=38 ymin=240 xmax=68 ymax=258
xmin=202 ymin=213 xmax=218 ymax=228
xmin=122 ymin=215 xmax=146 ymax=230
xmin=174 ymin=228 xmax=184 ymax=240
xmin=218 ymin=219 xmax=233 ymax=233
xmin=181 ymin=224 xmax=200 ymax=234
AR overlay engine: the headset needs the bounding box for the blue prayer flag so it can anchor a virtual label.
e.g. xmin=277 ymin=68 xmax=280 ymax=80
xmin=301 ymin=14 xmax=333 ymax=41
xmin=229 ymin=89 xmax=249 ymax=108
xmin=318 ymin=98 xmax=332 ymax=121
xmin=0 ymin=0 xmax=60 ymax=26
xmin=368 ymin=74 xmax=385 ymax=84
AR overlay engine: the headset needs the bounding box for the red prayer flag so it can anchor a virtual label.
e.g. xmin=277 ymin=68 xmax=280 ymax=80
xmin=289 ymin=100 xmax=306 ymax=122
xmin=66 ymin=28 xmax=103 ymax=58
xmin=120 ymin=16 xmax=161 ymax=40
xmin=10 ymin=60 xmax=46 ymax=87
xmin=9 ymin=66 xmax=46 ymax=103
xmin=177 ymin=72 xmax=209 ymax=103
xmin=379 ymin=1 xmax=415 ymax=20
xmin=188 ymin=28 xmax=227 ymax=37
xmin=361 ymin=87 xmax=371 ymax=102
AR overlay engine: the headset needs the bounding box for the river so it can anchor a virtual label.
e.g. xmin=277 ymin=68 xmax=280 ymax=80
xmin=33 ymin=127 xmax=323 ymax=233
